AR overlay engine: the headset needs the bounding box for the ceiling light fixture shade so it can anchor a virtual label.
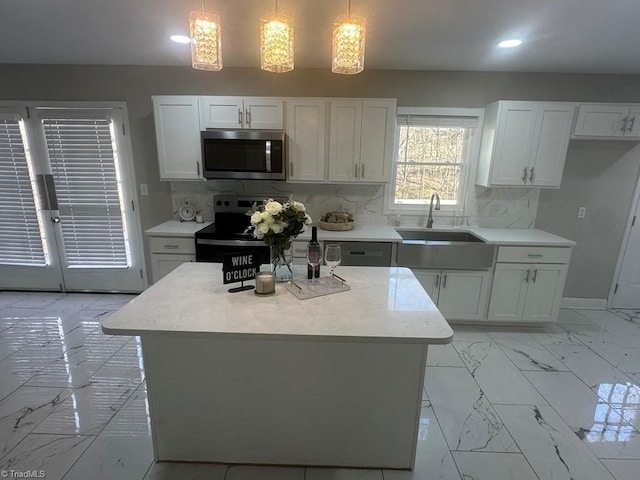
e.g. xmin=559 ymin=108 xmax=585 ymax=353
xmin=332 ymin=1 xmax=366 ymax=75
xmin=260 ymin=7 xmax=294 ymax=73
xmin=189 ymin=10 xmax=222 ymax=71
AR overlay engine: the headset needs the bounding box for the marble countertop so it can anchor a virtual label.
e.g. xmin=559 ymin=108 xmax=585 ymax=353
xmin=102 ymin=263 xmax=453 ymax=345
xmin=144 ymin=221 xmax=574 ymax=246
xmin=145 ymin=220 xmax=212 ymax=237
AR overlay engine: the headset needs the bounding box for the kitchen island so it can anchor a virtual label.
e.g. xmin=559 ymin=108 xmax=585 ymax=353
xmin=102 ymin=262 xmax=453 ymax=469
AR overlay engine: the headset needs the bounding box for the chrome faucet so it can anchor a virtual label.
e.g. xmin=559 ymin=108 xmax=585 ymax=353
xmin=426 ymin=193 xmax=441 ymax=228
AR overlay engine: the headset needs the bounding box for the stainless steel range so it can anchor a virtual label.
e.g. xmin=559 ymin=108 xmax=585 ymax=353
xmin=195 ymin=196 xmax=271 ymax=263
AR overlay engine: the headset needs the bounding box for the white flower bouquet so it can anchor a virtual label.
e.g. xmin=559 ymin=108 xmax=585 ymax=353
xmin=246 ymin=198 xmax=312 ymax=275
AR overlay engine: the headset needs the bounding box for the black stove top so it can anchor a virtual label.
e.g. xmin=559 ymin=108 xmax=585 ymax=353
xmin=195 ymin=222 xmax=260 ymax=241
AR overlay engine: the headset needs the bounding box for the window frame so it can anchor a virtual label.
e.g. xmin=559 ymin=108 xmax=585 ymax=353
xmin=384 ymin=107 xmax=484 ymax=216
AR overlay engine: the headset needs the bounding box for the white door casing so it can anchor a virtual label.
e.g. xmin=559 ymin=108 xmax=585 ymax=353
xmin=612 ymin=182 xmax=640 ymax=308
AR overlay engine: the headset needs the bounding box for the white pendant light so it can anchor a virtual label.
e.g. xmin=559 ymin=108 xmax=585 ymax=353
xmin=260 ymin=0 xmax=294 ymax=73
xmin=332 ymin=0 xmax=366 ymax=75
xmin=189 ymin=1 xmax=222 ymax=71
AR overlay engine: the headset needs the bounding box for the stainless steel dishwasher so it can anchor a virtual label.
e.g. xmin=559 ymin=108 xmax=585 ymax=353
xmin=326 ymin=241 xmax=393 ymax=267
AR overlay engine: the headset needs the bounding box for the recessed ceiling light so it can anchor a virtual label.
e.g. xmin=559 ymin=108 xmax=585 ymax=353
xmin=498 ymin=39 xmax=522 ymax=48
xmin=170 ymin=35 xmax=191 ymax=44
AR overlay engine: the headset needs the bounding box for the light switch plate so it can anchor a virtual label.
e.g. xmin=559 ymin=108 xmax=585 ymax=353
xmin=140 ymin=183 xmax=149 ymax=196
xmin=578 ymin=207 xmax=587 ymax=218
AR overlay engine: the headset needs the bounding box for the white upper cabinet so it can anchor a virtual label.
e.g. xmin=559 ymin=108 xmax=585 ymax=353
xmin=152 ymin=96 xmax=203 ymax=180
xmin=285 ymin=98 xmax=327 ymax=182
xmin=476 ymin=101 xmax=575 ymax=188
xmin=328 ymin=98 xmax=396 ymax=183
xmin=199 ymin=96 xmax=284 ymax=130
xmin=573 ymin=104 xmax=640 ymax=139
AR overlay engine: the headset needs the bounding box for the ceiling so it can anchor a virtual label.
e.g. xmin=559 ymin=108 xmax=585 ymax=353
xmin=2 ymin=0 xmax=640 ymax=73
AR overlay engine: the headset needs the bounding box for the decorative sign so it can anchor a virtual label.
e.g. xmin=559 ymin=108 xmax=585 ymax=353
xmin=222 ymin=251 xmax=260 ymax=285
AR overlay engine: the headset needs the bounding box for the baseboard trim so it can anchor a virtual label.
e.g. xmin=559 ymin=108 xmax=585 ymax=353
xmin=561 ymin=297 xmax=608 ymax=309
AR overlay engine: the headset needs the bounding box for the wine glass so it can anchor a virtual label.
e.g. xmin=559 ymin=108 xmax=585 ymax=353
xmin=324 ymin=243 xmax=341 ymax=282
xmin=306 ymin=243 xmax=322 ymax=283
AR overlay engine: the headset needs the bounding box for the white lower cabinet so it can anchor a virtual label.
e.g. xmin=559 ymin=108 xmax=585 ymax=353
xmin=413 ymin=269 xmax=491 ymax=321
xmin=148 ymin=236 xmax=196 ymax=284
xmin=487 ymin=261 xmax=568 ymax=324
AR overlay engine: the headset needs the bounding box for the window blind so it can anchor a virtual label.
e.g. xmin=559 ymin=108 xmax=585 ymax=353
xmin=397 ymin=114 xmax=479 ymax=129
xmin=42 ymin=115 xmax=129 ymax=268
xmin=0 ymin=117 xmax=47 ymax=266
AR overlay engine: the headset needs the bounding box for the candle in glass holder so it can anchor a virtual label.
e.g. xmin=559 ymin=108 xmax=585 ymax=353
xmin=255 ymin=271 xmax=276 ymax=296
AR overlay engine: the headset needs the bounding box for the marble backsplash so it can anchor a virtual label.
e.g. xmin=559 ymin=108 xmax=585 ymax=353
xmin=170 ymin=180 xmax=539 ymax=229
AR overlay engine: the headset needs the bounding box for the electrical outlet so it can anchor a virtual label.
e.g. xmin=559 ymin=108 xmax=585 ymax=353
xmin=139 ymin=183 xmax=149 ymax=196
xmin=578 ymin=207 xmax=587 ymax=219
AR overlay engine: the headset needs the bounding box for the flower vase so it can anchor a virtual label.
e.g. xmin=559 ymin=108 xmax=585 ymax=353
xmin=271 ymin=246 xmax=293 ymax=282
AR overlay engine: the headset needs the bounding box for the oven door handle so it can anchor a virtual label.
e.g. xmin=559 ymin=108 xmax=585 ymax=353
xmin=196 ymin=239 xmax=263 ymax=247
xmin=265 ymin=140 xmax=272 ymax=173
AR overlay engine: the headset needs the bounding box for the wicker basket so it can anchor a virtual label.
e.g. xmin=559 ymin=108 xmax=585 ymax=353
xmin=318 ymin=220 xmax=355 ymax=231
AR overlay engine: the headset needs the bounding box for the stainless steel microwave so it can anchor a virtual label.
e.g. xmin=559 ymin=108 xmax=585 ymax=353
xmin=201 ymin=130 xmax=286 ymax=180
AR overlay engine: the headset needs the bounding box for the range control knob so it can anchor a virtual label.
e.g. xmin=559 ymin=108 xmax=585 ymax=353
xmin=224 ymin=201 xmax=230 ymax=206
xmin=216 ymin=200 xmax=222 ymax=206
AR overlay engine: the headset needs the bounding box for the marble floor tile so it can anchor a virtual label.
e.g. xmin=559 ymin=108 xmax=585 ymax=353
xmin=525 ymin=323 xmax=584 ymax=346
xmin=544 ymin=344 xmax=637 ymax=401
xmin=225 ymin=465 xmax=305 ymax=480
xmin=485 ymin=330 xmax=569 ymax=371
xmin=612 ymin=309 xmax=640 ymax=325
xmin=0 ymin=433 xmax=94 ymax=480
xmin=60 ymin=432 xmax=153 ymax=480
xmin=451 ymin=451 xmax=537 ymax=480
xmin=89 ymin=354 xmax=145 ymax=389
xmin=453 ymin=341 xmax=548 ymax=405
xmin=25 ymin=357 xmax=107 ymax=388
xmin=116 ymin=337 xmax=143 ymax=357
xmin=101 ymin=385 xmax=150 ymax=437
xmin=11 ymin=292 xmax=65 ymax=309
xmin=524 ymin=371 xmax=640 ymax=459
xmin=0 ymin=292 xmax=33 ymax=308
xmin=383 ymin=400 xmax=461 ymax=480
xmin=143 ymin=462 xmax=228 ymax=480
xmin=33 ymin=380 xmax=137 ymax=436
xmin=424 ymin=367 xmax=518 ymax=453
xmin=495 ymin=404 xmax=615 ymax=480
xmin=600 ymin=459 xmax=640 ymax=480
xmin=449 ymin=326 xmax=493 ymax=342
xmin=306 ymin=467 xmax=383 ymax=479
xmin=89 ymin=293 xmax=137 ymax=310
xmin=556 ymin=308 xmax=595 ymax=324
xmin=0 ymin=386 xmax=72 ymax=458
xmin=426 ymin=344 xmax=465 ymax=367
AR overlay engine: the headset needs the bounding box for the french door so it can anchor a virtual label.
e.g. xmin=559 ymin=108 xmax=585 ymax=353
xmin=0 ymin=104 xmax=146 ymax=292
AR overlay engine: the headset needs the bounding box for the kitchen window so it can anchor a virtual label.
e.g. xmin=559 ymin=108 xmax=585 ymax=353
xmin=388 ymin=108 xmax=482 ymax=215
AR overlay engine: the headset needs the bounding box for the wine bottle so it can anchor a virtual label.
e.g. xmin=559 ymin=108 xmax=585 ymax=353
xmin=307 ymin=226 xmax=321 ymax=279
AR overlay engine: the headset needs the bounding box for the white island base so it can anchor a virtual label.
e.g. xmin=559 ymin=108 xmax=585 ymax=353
xmin=103 ymin=264 xmax=453 ymax=470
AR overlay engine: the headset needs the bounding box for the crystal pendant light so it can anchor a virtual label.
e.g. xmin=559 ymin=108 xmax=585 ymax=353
xmin=260 ymin=0 xmax=294 ymax=73
xmin=189 ymin=1 xmax=222 ymax=71
xmin=332 ymin=0 xmax=366 ymax=75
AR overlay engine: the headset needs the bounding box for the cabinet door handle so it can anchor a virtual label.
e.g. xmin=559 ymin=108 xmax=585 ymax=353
xmin=164 ymin=244 xmax=179 ymax=249
xmin=354 ymin=164 xmax=358 ymax=178
xmin=522 ymin=167 xmax=528 ymax=183
xmin=196 ymin=161 xmax=201 ymax=177
xmin=246 ymin=109 xmax=251 ymax=128
xmin=435 ymin=274 xmax=440 ymax=289
xmin=529 ymin=167 xmax=535 ymax=183
xmin=527 ymin=253 xmax=544 ymax=258
xmin=361 ymin=164 xmax=365 ymax=178
xmin=289 ymin=161 xmax=294 ymax=177
xmin=627 ymin=116 xmax=636 ymax=134
xmin=532 ymin=269 xmax=538 ymax=283
xmin=621 ymin=117 xmax=629 ymax=133
xmin=238 ymin=109 xmax=243 ymax=126
xmin=442 ymin=274 xmax=447 ymax=288
xmin=524 ymin=269 xmax=530 ymax=283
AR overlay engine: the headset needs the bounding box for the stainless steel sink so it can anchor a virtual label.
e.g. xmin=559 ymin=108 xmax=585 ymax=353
xmin=398 ymin=230 xmax=485 ymax=242
xmin=396 ymin=229 xmax=495 ymax=269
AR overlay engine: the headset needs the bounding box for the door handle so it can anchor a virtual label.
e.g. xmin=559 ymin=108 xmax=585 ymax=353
xmin=621 ymin=117 xmax=629 ymax=133
xmin=627 ymin=116 xmax=636 ymax=134
xmin=51 ymin=216 xmax=61 ymax=224
xmin=522 ymin=167 xmax=528 ymax=183
xmin=529 ymin=167 xmax=535 ymax=183
xmin=265 ymin=141 xmax=272 ymax=173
